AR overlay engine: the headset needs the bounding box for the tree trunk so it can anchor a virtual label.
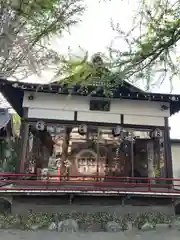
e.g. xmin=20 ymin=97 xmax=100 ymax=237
xmin=61 ymin=127 xmax=72 ymax=177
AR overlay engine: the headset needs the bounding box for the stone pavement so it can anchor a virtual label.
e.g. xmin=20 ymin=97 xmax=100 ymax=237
xmin=0 ymin=229 xmax=180 ymax=240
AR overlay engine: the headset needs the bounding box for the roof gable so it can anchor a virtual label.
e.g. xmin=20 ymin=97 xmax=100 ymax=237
xmin=1 ymin=78 xmax=180 ymax=116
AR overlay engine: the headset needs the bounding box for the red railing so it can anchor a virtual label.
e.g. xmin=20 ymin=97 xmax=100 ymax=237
xmin=0 ymin=173 xmax=176 ymax=186
xmin=0 ymin=173 xmax=180 ymax=196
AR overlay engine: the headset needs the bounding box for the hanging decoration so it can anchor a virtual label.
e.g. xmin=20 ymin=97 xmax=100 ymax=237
xmin=121 ymin=131 xmax=135 ymax=157
xmin=36 ymin=121 xmax=46 ymax=131
xmin=149 ymin=128 xmax=163 ymax=139
xmin=64 ymin=159 xmax=71 ymax=168
xmin=112 ymin=125 xmax=122 ymax=137
xmin=78 ymin=124 xmax=87 ymax=135
xmin=56 ymin=158 xmax=61 ymax=168
xmin=112 ymin=126 xmax=131 ymax=140
xmin=64 ymin=159 xmax=71 ymax=180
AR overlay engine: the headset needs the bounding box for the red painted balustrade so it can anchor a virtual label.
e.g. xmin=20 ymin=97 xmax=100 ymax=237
xmin=0 ymin=173 xmax=179 ymax=196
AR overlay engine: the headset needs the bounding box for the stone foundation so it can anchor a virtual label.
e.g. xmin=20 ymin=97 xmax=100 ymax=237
xmin=11 ymin=196 xmax=175 ymax=216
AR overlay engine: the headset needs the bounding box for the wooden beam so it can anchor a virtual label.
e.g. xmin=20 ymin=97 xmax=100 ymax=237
xmin=25 ymin=118 xmax=166 ymax=130
xmin=164 ymin=117 xmax=173 ymax=179
xmin=19 ymin=120 xmax=29 ymax=173
xmin=19 ymin=108 xmax=29 ymax=173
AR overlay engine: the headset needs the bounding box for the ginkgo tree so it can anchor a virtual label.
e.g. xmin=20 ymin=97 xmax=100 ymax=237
xmin=0 ymin=0 xmax=85 ymax=80
xmin=109 ymin=0 xmax=180 ymax=90
xmin=57 ymin=0 xmax=180 ymax=91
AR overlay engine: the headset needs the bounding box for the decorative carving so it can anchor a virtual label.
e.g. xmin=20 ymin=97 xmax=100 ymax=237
xmin=76 ymin=149 xmax=97 ymax=175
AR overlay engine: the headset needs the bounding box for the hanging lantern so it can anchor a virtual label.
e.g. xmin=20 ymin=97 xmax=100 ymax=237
xmin=112 ymin=125 xmax=123 ymax=137
xmin=36 ymin=121 xmax=46 ymax=131
xmin=78 ymin=124 xmax=87 ymax=135
xmin=154 ymin=128 xmax=163 ymax=138
xmin=149 ymin=128 xmax=163 ymax=139
xmin=123 ymin=131 xmax=130 ymax=139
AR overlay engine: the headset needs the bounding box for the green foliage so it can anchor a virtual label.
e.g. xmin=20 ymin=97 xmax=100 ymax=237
xmin=154 ymin=164 xmax=161 ymax=177
xmin=0 ymin=211 xmax=175 ymax=230
xmin=10 ymin=0 xmax=84 ymax=43
xmin=55 ymin=52 xmax=111 ymax=85
xmin=0 ymin=0 xmax=85 ymax=79
xmin=22 ymin=211 xmax=51 ymax=229
xmin=109 ymin=0 xmax=180 ymax=89
xmin=0 ymin=137 xmax=20 ymax=172
xmin=134 ymin=212 xmax=170 ymax=229
xmin=53 ymin=52 xmax=124 ymax=97
xmin=54 ymin=0 xmax=180 ymax=90
xmin=12 ymin=114 xmax=21 ymax=135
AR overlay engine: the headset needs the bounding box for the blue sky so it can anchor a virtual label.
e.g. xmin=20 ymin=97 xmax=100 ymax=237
xmin=24 ymin=0 xmax=180 ymax=138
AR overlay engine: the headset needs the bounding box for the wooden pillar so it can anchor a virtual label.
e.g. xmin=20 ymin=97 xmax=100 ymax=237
xmin=19 ymin=120 xmax=29 ymax=173
xmin=130 ymin=134 xmax=134 ymax=177
xmin=96 ymin=127 xmax=100 ymax=181
xmin=3 ymin=127 xmax=12 ymax=170
xmin=147 ymin=140 xmax=155 ymax=183
xmin=164 ymin=117 xmax=173 ymax=179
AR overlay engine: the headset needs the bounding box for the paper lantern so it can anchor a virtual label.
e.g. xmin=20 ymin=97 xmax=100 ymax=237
xmin=149 ymin=128 xmax=163 ymax=139
xmin=36 ymin=121 xmax=45 ymax=131
xmin=78 ymin=124 xmax=87 ymax=135
xmin=112 ymin=125 xmax=122 ymax=137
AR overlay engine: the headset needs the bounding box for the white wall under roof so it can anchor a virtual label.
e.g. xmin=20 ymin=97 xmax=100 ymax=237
xmin=23 ymin=91 xmax=170 ymax=126
xmin=171 ymin=141 xmax=180 ymax=189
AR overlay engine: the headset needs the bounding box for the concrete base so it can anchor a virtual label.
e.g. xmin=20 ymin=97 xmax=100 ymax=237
xmin=12 ymin=203 xmax=174 ymax=216
xmin=11 ymin=196 xmax=175 ymax=216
